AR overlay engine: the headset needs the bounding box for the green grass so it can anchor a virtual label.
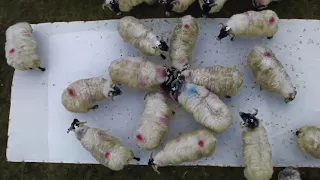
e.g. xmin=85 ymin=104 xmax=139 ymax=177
xmin=0 ymin=0 xmax=320 ymax=179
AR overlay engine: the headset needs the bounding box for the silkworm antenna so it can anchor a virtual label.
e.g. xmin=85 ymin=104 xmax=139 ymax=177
xmin=239 ymin=109 xmax=273 ymax=180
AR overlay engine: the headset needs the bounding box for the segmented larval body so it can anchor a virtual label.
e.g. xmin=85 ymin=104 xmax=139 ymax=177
xmin=170 ymin=15 xmax=199 ymax=71
xmin=108 ymin=57 xmax=166 ymax=91
xmin=242 ymin=123 xmax=273 ymax=180
xmin=165 ymin=0 xmax=196 ymax=14
xmin=181 ymin=65 xmax=243 ymax=97
xmin=252 ymin=0 xmax=279 ymax=10
xmin=278 ymin=167 xmax=301 ymax=180
xmin=5 ymin=22 xmax=42 ymax=70
xmin=135 ymin=92 xmax=173 ymax=150
xmin=118 ymin=16 xmax=165 ymax=56
xmin=297 ymin=125 xmax=320 ymax=159
xmin=61 ymin=77 xmax=120 ymax=113
xmin=227 ymin=10 xmax=279 ymax=38
xmin=247 ymin=45 xmax=296 ymax=103
xmin=152 ymin=129 xmax=216 ymax=167
xmin=177 ymin=83 xmax=233 ymax=133
xmin=199 ymin=0 xmax=228 ymax=14
xmin=74 ymin=123 xmax=136 ymax=171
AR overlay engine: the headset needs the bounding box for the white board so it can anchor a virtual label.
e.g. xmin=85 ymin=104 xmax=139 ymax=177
xmin=6 ymin=18 xmax=320 ymax=167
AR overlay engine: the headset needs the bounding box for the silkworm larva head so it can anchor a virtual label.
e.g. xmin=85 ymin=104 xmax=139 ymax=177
xmin=6 ymin=22 xmax=33 ymax=38
xmin=164 ymin=0 xmax=173 ymax=16
xmin=104 ymin=0 xmax=121 ymax=14
xmin=67 ymin=119 xmax=88 ymax=140
xmin=239 ymin=109 xmax=260 ymax=130
xmin=148 ymin=152 xmax=160 ymax=174
xmin=110 ymin=84 xmax=122 ymax=96
xmin=160 ymin=67 xmax=184 ymax=101
xmin=156 ymin=36 xmax=169 ymax=52
xmin=103 ymin=83 xmax=122 ymax=101
xmin=252 ymin=0 xmax=269 ymax=10
xmin=217 ymin=24 xmax=232 ymax=41
xmin=284 ymin=88 xmax=297 ymax=104
xmin=67 ymin=118 xmax=80 ymax=133
xmin=201 ymin=0 xmax=216 ymax=17
xmin=72 ymin=119 xmax=89 ymax=140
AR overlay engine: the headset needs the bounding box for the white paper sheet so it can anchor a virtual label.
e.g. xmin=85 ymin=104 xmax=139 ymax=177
xmin=7 ymin=18 xmax=320 ymax=167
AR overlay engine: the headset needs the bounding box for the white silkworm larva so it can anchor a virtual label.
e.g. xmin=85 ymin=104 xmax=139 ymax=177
xmin=61 ymin=77 xmax=122 ymax=113
xmin=108 ymin=57 xmax=168 ymax=92
xmin=252 ymin=0 xmax=282 ymax=10
xmin=247 ymin=45 xmax=297 ymax=103
xmin=118 ymin=16 xmax=169 ymax=59
xmin=102 ymin=0 xmax=155 ymax=15
xmin=181 ymin=65 xmax=244 ymax=97
xmin=169 ymin=15 xmax=200 ymax=71
xmin=135 ymin=92 xmax=174 ymax=150
xmin=239 ymin=109 xmax=273 ymax=180
xmin=177 ymin=83 xmax=233 ymax=133
xmin=217 ymin=10 xmax=279 ymax=41
xmin=5 ymin=22 xmax=45 ymax=71
xmin=296 ymin=125 xmax=320 ymax=159
xmin=148 ymin=129 xmax=217 ymax=174
xmin=67 ymin=119 xmax=140 ymax=171
xmin=161 ymin=0 xmax=196 ymax=16
xmin=278 ymin=167 xmax=301 ymax=180
xmin=199 ymin=0 xmax=228 ymax=17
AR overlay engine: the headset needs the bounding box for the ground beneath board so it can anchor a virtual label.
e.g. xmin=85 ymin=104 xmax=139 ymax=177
xmin=0 ymin=0 xmax=320 ymax=179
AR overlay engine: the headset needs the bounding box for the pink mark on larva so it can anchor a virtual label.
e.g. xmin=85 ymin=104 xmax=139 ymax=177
xmin=156 ymin=67 xmax=165 ymax=77
xmin=9 ymin=48 xmax=15 ymax=54
xmin=179 ymin=59 xmax=186 ymax=64
xmin=184 ymin=24 xmax=190 ymax=29
xmin=136 ymin=133 xmax=144 ymax=142
xmin=104 ymin=152 xmax=110 ymax=159
xmin=243 ymin=12 xmax=249 ymax=16
xmin=264 ymin=51 xmax=272 ymax=57
xmin=139 ymin=78 xmax=147 ymax=88
xmin=198 ymin=140 xmax=204 ymax=148
xmin=176 ymin=137 xmax=180 ymax=142
xmin=68 ymin=88 xmax=76 ymax=97
xmin=269 ymin=17 xmax=275 ymax=24
xmin=76 ymin=133 xmax=81 ymax=140
xmin=160 ymin=116 xmax=168 ymax=126
xmin=156 ymin=160 xmax=162 ymax=165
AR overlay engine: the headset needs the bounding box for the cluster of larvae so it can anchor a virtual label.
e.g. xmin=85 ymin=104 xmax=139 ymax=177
xmin=102 ymin=0 xmax=280 ymax=17
xmin=102 ymin=0 xmax=229 ymax=17
xmin=5 ymin=5 xmax=318 ymax=179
